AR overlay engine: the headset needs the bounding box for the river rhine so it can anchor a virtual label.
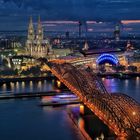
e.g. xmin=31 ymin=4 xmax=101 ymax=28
xmin=0 ymin=77 xmax=139 ymax=140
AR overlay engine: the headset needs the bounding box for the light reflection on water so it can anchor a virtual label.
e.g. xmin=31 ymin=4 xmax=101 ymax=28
xmin=2 ymin=83 xmax=6 ymax=92
xmin=136 ymin=77 xmax=140 ymax=88
xmin=67 ymin=104 xmax=115 ymax=140
xmin=21 ymin=82 xmax=25 ymax=92
xmin=0 ymin=80 xmax=55 ymax=94
xmin=0 ymin=99 xmax=82 ymax=140
xmin=0 ymin=78 xmax=139 ymax=103
xmin=0 ymin=78 xmax=139 ymax=139
xmin=102 ymin=78 xmax=140 ymax=102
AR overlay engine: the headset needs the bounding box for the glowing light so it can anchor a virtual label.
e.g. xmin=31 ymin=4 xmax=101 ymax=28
xmin=42 ymin=21 xmax=79 ymax=24
xmin=78 ymin=118 xmax=85 ymax=129
xmin=88 ymin=28 xmax=93 ymax=32
xmin=132 ymin=111 xmax=136 ymax=116
xmin=80 ymin=105 xmax=84 ymax=115
xmin=57 ymin=80 xmax=61 ymax=88
xmin=86 ymin=21 xmax=97 ymax=24
xmin=121 ymin=20 xmax=140 ymax=24
xmin=96 ymin=53 xmax=119 ymax=65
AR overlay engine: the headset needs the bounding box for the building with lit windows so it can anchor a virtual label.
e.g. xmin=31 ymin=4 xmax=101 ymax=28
xmin=10 ymin=55 xmax=36 ymax=70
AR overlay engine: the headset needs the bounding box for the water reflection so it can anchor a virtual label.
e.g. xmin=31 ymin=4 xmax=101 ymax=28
xmin=2 ymin=83 xmax=6 ymax=92
xmin=0 ymin=78 xmax=139 ymax=102
xmin=0 ymin=99 xmax=82 ymax=140
xmin=0 ymin=80 xmax=55 ymax=94
xmin=136 ymin=77 xmax=140 ymax=87
xmin=37 ymin=81 xmax=42 ymax=91
xmin=103 ymin=78 xmax=140 ymax=102
xmin=0 ymin=78 xmax=139 ymax=140
xmin=68 ymin=104 xmax=115 ymax=140
xmin=124 ymin=79 xmax=129 ymax=89
xmin=10 ymin=82 xmax=14 ymax=91
xmin=21 ymin=81 xmax=25 ymax=92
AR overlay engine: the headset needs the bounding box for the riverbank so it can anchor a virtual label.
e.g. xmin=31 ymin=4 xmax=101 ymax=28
xmin=98 ymin=72 xmax=140 ymax=79
xmin=0 ymin=90 xmax=70 ymax=100
xmin=0 ymin=72 xmax=139 ymax=84
xmin=0 ymin=75 xmax=55 ymax=84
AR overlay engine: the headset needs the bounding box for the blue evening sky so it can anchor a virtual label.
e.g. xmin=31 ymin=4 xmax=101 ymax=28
xmin=0 ymin=0 xmax=140 ymax=31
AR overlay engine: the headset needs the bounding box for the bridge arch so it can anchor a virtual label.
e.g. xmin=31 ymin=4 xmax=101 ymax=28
xmin=96 ymin=53 xmax=119 ymax=65
xmin=49 ymin=62 xmax=140 ymax=138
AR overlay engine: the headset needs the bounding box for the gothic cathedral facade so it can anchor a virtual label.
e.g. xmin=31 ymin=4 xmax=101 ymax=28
xmin=26 ymin=17 xmax=52 ymax=58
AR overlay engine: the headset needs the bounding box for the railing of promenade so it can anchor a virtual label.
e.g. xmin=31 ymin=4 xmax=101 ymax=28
xmin=48 ymin=62 xmax=140 ymax=138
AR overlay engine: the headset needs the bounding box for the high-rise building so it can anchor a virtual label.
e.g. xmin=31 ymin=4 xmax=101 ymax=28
xmin=26 ymin=16 xmax=52 ymax=58
xmin=114 ymin=24 xmax=120 ymax=41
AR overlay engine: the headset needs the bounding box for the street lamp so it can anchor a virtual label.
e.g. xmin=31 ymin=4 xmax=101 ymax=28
xmin=132 ymin=111 xmax=136 ymax=116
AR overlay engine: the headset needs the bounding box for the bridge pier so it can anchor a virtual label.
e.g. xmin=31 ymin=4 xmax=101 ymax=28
xmin=54 ymin=79 xmax=67 ymax=89
xmin=79 ymin=104 xmax=117 ymax=139
xmin=80 ymin=104 xmax=93 ymax=116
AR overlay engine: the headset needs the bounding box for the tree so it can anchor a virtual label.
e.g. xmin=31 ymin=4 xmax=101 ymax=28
xmin=20 ymin=66 xmax=42 ymax=76
xmin=128 ymin=66 xmax=137 ymax=72
xmin=113 ymin=65 xmax=126 ymax=72
xmin=2 ymin=59 xmax=9 ymax=67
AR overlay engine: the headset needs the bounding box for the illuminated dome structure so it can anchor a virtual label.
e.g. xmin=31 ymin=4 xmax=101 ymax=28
xmin=96 ymin=53 xmax=119 ymax=65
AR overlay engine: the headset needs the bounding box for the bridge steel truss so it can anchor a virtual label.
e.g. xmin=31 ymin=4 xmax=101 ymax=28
xmin=48 ymin=62 xmax=140 ymax=139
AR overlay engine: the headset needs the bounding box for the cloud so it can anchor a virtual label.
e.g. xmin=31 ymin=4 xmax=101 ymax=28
xmin=0 ymin=0 xmax=140 ymax=21
xmin=0 ymin=0 xmax=140 ymax=30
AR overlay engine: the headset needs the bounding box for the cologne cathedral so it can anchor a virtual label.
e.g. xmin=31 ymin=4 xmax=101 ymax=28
xmin=26 ymin=17 xmax=52 ymax=58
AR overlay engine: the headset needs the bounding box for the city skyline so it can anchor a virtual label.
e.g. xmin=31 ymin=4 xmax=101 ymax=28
xmin=0 ymin=1 xmax=139 ymax=140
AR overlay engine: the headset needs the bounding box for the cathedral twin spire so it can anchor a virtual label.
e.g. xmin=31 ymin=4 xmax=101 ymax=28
xmin=37 ymin=16 xmax=44 ymax=40
xmin=28 ymin=16 xmax=34 ymax=41
xmin=28 ymin=16 xmax=43 ymax=41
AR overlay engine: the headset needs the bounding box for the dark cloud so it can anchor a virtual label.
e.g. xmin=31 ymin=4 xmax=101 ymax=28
xmin=0 ymin=0 xmax=140 ymax=30
xmin=1 ymin=0 xmax=140 ymax=20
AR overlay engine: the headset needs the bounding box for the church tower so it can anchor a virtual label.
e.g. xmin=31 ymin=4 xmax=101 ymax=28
xmin=26 ymin=16 xmax=51 ymax=58
xmin=82 ymin=41 xmax=89 ymax=51
xmin=28 ymin=16 xmax=35 ymax=41
xmin=36 ymin=16 xmax=43 ymax=41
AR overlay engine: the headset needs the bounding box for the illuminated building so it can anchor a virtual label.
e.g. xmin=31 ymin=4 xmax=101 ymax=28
xmin=10 ymin=55 xmax=36 ymax=70
xmin=82 ymin=41 xmax=89 ymax=51
xmin=96 ymin=53 xmax=119 ymax=65
xmin=26 ymin=16 xmax=52 ymax=58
